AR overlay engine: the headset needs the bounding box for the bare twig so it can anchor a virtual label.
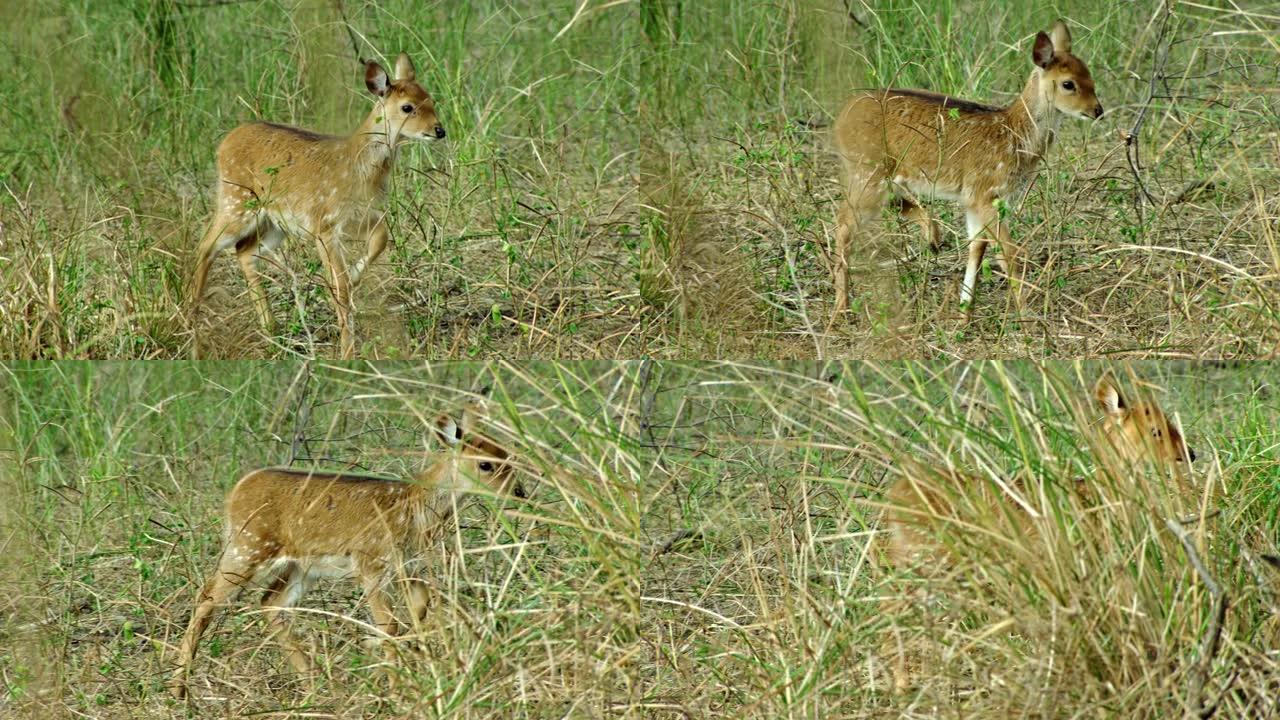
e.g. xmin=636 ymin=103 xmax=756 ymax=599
xmin=1178 ymin=509 xmax=1222 ymax=525
xmin=333 ymin=0 xmax=366 ymax=64
xmin=555 ymin=0 xmax=633 ymax=42
xmin=286 ymin=361 xmax=315 ymax=465
xmin=636 ymin=358 xmax=657 ymax=436
xmin=1240 ymin=547 xmax=1280 ymax=616
xmin=1124 ymin=1 xmax=1174 ymax=222
xmin=1165 ymin=517 xmax=1230 ymax=719
xmin=651 ymin=527 xmax=702 ymax=557
xmin=177 ymin=0 xmax=258 ymax=7
xmin=840 ymin=0 xmax=868 ymax=30
xmin=636 ymin=358 xmax=674 ymax=480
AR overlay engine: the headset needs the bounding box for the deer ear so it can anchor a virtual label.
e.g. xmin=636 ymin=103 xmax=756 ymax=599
xmin=365 ymin=61 xmax=390 ymax=96
xmin=394 ymin=52 xmax=416 ymax=82
xmin=1032 ymin=31 xmax=1055 ymax=69
xmin=1094 ymin=374 xmax=1126 ymax=416
xmin=435 ymin=414 xmax=463 ymax=446
xmin=461 ymin=400 xmax=490 ymax=432
xmin=1050 ymin=19 xmax=1072 ymax=54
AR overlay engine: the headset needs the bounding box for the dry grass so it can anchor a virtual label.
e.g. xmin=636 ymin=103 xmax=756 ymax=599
xmin=0 ymin=0 xmax=640 ymax=359
xmin=2 ymin=1 xmax=1276 ymax=359
xmin=639 ymin=0 xmax=1280 ymax=358
xmin=3 ymin=361 xmax=1277 ymax=717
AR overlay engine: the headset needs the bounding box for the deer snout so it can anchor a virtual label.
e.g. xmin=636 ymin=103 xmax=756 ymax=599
xmin=511 ymin=481 xmax=527 ymax=499
xmin=1092 ymin=103 xmax=1104 ymax=119
xmin=1185 ymin=446 xmax=1197 ymax=463
xmin=434 ymin=125 xmax=446 ymax=139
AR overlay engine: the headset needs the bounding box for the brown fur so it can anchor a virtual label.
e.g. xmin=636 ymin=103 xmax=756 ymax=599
xmin=171 ymin=403 xmax=522 ymax=700
xmin=189 ymin=52 xmax=444 ymax=358
xmin=830 ymin=20 xmax=1104 ymax=319
xmin=880 ymin=373 xmax=1194 ymax=692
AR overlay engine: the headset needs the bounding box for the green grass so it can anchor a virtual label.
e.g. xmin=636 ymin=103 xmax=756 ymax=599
xmin=0 ymin=0 xmax=639 ymax=358
xmin=2 ymin=360 xmax=1276 ymax=716
xmin=4 ymin=1 xmax=1276 ymax=359
xmin=638 ymin=0 xmax=1280 ymax=357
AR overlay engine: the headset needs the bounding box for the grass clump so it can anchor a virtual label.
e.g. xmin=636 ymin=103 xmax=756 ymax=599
xmin=2 ymin=360 xmax=1276 ymax=716
xmin=638 ymin=0 xmax=1280 ymax=357
xmin=0 ymin=1 xmax=639 ymax=359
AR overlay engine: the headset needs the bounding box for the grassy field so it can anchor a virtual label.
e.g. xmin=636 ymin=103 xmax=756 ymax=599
xmin=639 ymin=0 xmax=1280 ymax=358
xmin=4 ymin=1 xmax=1276 ymax=360
xmin=3 ymin=360 xmax=1277 ymax=717
xmin=1 ymin=0 xmax=639 ymax=358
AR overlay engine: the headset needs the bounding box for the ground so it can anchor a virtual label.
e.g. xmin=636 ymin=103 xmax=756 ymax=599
xmin=638 ymin=0 xmax=1279 ymax=358
xmin=1 ymin=0 xmax=640 ymax=359
xmin=3 ymin=360 xmax=1277 ymax=717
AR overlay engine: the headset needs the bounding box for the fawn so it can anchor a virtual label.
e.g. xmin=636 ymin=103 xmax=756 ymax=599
xmin=170 ymin=402 xmax=524 ymax=700
xmin=879 ymin=373 xmax=1195 ymax=693
xmin=830 ymin=20 xmax=1103 ymax=319
xmin=189 ymin=53 xmax=444 ymax=358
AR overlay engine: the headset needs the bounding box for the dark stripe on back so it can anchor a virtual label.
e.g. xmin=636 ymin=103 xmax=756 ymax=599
xmin=267 ymin=468 xmax=404 ymax=484
xmin=883 ymin=88 xmax=1002 ymax=113
xmin=258 ymin=122 xmax=332 ymax=142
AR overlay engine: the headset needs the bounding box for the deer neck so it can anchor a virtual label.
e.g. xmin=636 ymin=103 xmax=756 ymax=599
xmin=345 ymin=103 xmax=399 ymax=194
xmin=1004 ymin=70 xmax=1062 ymax=162
xmin=394 ymin=478 xmax=454 ymax=549
xmin=410 ymin=454 xmax=476 ymax=527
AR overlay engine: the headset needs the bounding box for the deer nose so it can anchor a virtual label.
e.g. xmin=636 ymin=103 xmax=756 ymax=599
xmin=1187 ymin=447 xmax=1197 ymax=462
xmin=1093 ymin=104 xmax=1104 ymax=119
xmin=434 ymin=125 xmax=446 ymax=139
xmin=512 ymin=482 xmax=527 ymax=499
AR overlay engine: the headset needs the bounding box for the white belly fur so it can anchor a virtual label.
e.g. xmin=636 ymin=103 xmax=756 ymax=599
xmin=249 ymin=554 xmax=358 ymax=586
xmin=894 ymin=175 xmax=965 ymax=204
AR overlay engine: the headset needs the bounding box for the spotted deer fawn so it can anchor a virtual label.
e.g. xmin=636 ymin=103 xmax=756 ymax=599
xmin=189 ymin=52 xmax=445 ymax=358
xmin=170 ymin=402 xmax=524 ymax=700
xmin=880 ymin=373 xmax=1195 ymax=693
xmin=830 ymin=20 xmax=1103 ymax=319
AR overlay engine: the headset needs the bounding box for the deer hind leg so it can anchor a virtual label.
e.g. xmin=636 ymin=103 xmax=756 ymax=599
xmin=259 ymin=561 xmax=316 ymax=675
xmin=191 ymin=211 xmax=259 ymax=313
xmin=235 ymin=227 xmax=278 ymax=335
xmin=404 ymin=577 xmax=432 ymax=627
xmin=989 ymin=204 xmax=1023 ymax=305
xmin=356 ymin=560 xmax=403 ymax=640
xmin=892 ymin=196 xmax=942 ymax=253
xmin=878 ymin=528 xmax=913 ymax=693
xmin=831 ymin=168 xmax=885 ymax=320
xmin=171 ymin=545 xmax=269 ymax=699
xmin=313 ymin=234 xmax=356 ymax=359
xmin=879 ymin=588 xmax=919 ymax=694
xmin=357 ymin=560 xmax=415 ymax=687
xmin=349 ymin=218 xmax=388 ymax=288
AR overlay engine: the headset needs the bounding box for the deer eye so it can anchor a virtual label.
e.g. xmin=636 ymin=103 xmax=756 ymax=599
xmin=1061 ymin=80 xmax=1075 ymax=91
xmin=400 ymin=104 xmax=414 ymax=113
xmin=478 ymin=461 xmax=494 ymax=473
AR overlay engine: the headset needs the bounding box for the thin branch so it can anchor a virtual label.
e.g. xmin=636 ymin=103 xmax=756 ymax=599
xmin=1165 ymin=516 xmax=1230 ymax=720
xmin=333 ymin=0 xmax=366 ymax=63
xmin=1124 ymin=1 xmax=1174 ymax=222
xmin=286 ymin=361 xmax=315 ymax=465
xmin=637 ymin=358 xmax=656 ymax=437
xmin=636 ymin=358 xmax=675 ymax=480
xmin=651 ymin=527 xmax=702 ymax=558
xmin=177 ymin=0 xmax=258 ymax=7
xmin=840 ymin=0 xmax=868 ymax=30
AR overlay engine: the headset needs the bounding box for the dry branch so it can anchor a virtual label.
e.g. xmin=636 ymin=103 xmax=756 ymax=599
xmin=1166 ymin=516 xmax=1230 ymax=719
xmin=1124 ymin=1 xmax=1175 ymax=222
